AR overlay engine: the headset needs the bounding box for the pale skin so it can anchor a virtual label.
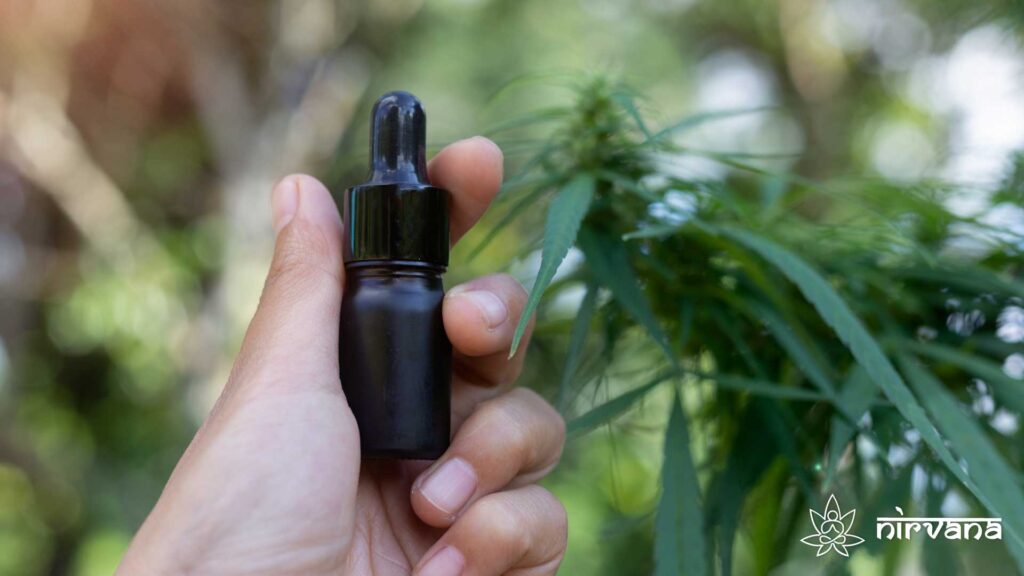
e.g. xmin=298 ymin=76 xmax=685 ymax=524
xmin=117 ymin=137 xmax=568 ymax=576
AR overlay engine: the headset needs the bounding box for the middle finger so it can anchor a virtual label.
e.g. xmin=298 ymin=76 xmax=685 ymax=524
xmin=410 ymin=387 xmax=565 ymax=528
xmin=443 ymin=273 xmax=533 ymax=426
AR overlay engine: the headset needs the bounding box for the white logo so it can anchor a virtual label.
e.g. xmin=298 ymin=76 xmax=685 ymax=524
xmin=876 ymin=507 xmax=1002 ymax=542
xmin=800 ymin=494 xmax=865 ymax=557
xmin=801 ymin=495 xmax=1003 ymax=560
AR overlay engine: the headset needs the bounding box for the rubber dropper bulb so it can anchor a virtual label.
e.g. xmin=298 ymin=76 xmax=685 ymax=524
xmin=369 ymin=91 xmax=429 ymax=184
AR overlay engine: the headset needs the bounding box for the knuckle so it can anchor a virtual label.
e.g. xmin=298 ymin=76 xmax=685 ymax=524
xmin=472 ymin=389 xmax=567 ymax=471
xmin=476 ymin=396 xmax=531 ymax=460
xmin=511 ymin=388 xmax=566 ymax=464
xmin=513 ymin=387 xmax=560 ymax=422
xmin=469 ymin=495 xmax=529 ymax=553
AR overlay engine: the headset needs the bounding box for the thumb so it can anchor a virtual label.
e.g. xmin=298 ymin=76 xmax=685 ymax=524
xmin=231 ymin=174 xmax=345 ymax=390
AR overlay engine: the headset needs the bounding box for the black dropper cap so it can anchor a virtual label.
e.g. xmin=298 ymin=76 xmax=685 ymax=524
xmin=343 ymin=91 xmax=449 ymax=266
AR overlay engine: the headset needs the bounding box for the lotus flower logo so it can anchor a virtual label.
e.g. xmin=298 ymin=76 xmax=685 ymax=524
xmin=800 ymin=494 xmax=864 ymax=557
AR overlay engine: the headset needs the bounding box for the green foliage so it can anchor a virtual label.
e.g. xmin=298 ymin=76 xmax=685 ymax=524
xmin=496 ymin=77 xmax=1024 ymax=574
xmin=900 ymin=357 xmax=1024 ymax=564
xmin=567 ymin=372 xmax=673 ymax=439
xmin=578 ymin=227 xmax=675 ymax=364
xmin=511 ymin=174 xmax=595 ymax=357
xmin=655 ymin=392 xmax=707 ymax=576
xmin=559 ymin=281 xmax=598 ymax=411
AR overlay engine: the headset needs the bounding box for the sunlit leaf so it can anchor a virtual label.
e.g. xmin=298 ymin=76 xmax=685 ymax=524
xmin=510 ymin=174 xmax=595 ymax=357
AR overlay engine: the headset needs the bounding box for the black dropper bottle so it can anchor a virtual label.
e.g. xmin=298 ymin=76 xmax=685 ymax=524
xmin=340 ymin=91 xmax=451 ymax=460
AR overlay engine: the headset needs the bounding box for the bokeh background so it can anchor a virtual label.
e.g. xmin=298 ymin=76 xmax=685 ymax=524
xmin=1 ymin=0 xmax=1023 ymax=574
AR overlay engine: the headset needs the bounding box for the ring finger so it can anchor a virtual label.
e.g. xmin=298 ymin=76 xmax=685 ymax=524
xmin=411 ymin=387 xmax=565 ymax=527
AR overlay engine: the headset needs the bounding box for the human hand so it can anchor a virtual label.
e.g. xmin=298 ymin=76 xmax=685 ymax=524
xmin=118 ymin=137 xmax=568 ymax=576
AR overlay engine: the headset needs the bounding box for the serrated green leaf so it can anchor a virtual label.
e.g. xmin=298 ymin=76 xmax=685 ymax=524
xmin=611 ymin=91 xmax=652 ymax=138
xmin=903 ymin=340 xmax=1024 ymax=415
xmin=825 ymin=367 xmax=876 ymax=489
xmin=468 ymin=183 xmax=553 ymax=261
xmin=656 ymin=391 xmax=707 ymax=576
xmin=900 ymin=356 xmax=1024 ymax=569
xmin=699 ymin=372 xmax=831 ymax=402
xmin=711 ymin=406 xmax=777 ymax=576
xmin=751 ymin=303 xmax=836 ymax=396
xmin=708 ymin=307 xmax=767 ymax=378
xmin=558 ymin=281 xmax=598 ymax=412
xmin=510 ymin=174 xmax=595 ymax=357
xmin=711 ymin=225 xmax=972 ymax=530
xmin=759 ymin=399 xmax=817 ymax=499
xmin=578 ymin=227 xmax=675 ymax=365
xmin=567 ymin=371 xmax=671 ymax=439
xmin=895 ymin=266 xmax=1024 ymax=300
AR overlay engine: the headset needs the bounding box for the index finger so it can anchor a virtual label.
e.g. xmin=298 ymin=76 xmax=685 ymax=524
xmin=428 ymin=136 xmax=504 ymax=245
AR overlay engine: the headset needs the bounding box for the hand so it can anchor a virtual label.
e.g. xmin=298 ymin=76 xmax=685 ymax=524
xmin=118 ymin=137 xmax=568 ymax=576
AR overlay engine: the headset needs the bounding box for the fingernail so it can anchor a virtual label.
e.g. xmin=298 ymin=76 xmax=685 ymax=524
xmin=416 ymin=546 xmax=465 ymax=576
xmin=418 ymin=457 xmax=477 ymax=516
xmin=453 ymin=290 xmax=508 ymax=329
xmin=271 ymin=177 xmax=299 ymax=234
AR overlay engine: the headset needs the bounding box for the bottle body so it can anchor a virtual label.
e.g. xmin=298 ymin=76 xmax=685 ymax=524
xmin=340 ymin=261 xmax=451 ymax=459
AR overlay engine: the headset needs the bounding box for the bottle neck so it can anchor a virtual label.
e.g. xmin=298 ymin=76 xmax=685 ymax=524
xmin=342 ymin=182 xmax=449 ymax=266
xmin=345 ymin=259 xmax=445 ymax=278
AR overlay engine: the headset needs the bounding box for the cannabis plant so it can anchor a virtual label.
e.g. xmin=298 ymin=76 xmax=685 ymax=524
xmin=477 ymin=78 xmax=1024 ymax=575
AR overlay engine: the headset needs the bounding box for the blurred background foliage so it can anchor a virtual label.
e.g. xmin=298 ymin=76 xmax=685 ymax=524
xmin=0 ymin=0 xmax=1022 ymax=574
